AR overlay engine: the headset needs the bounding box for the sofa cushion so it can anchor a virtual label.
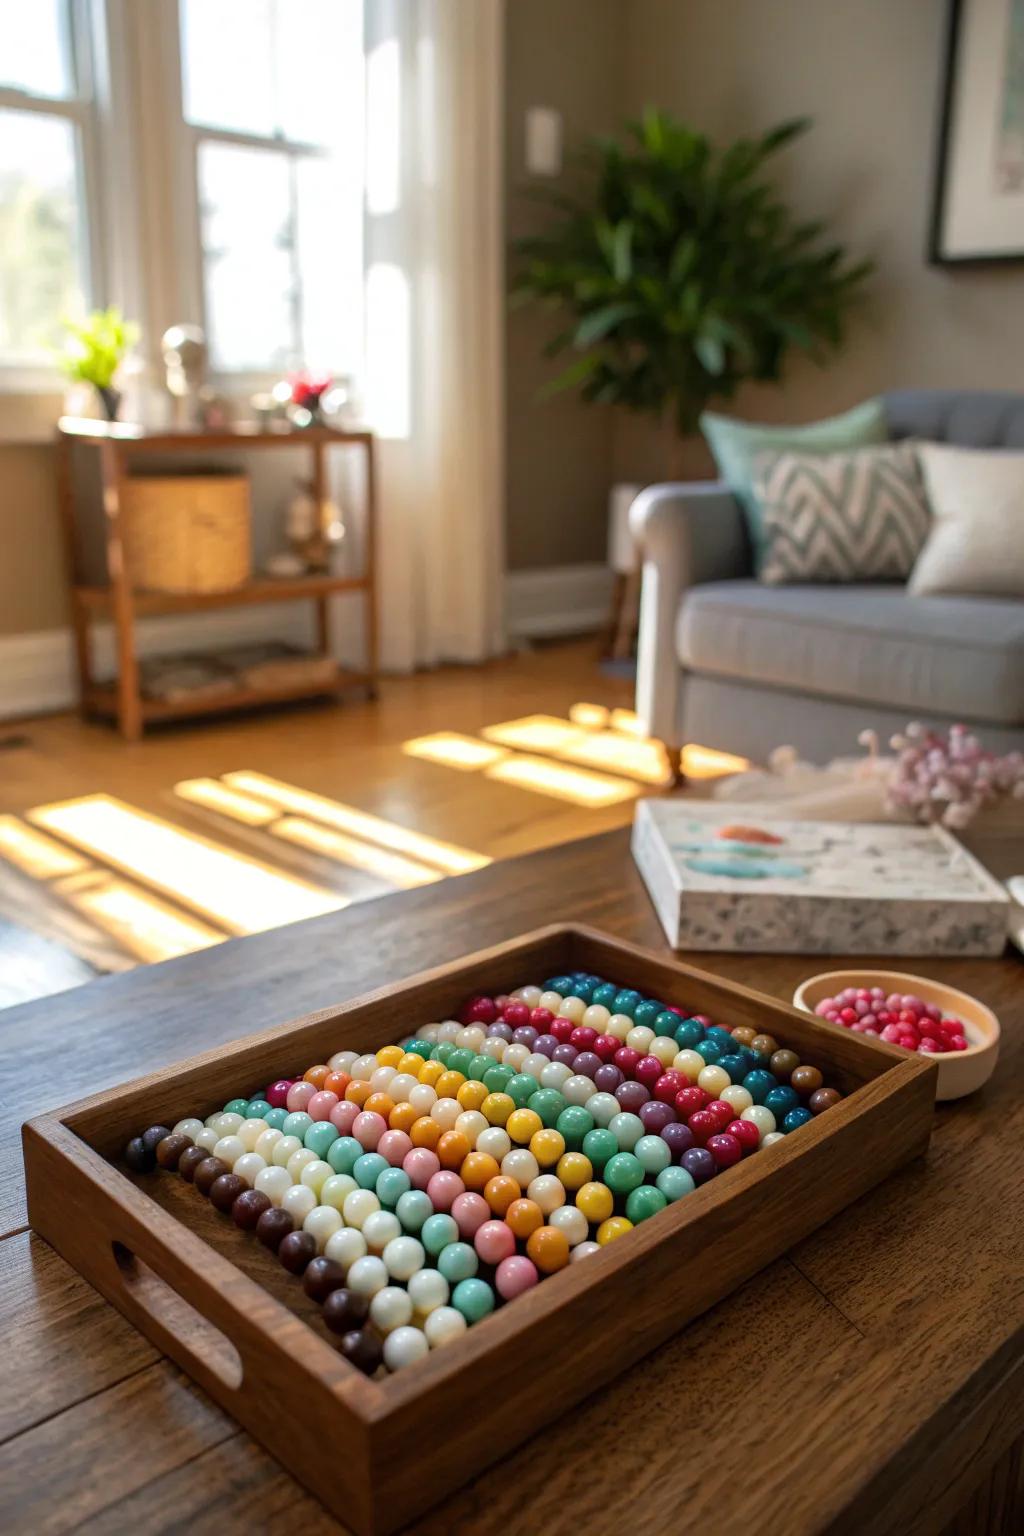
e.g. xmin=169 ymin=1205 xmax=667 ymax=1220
xmin=677 ymin=581 xmax=1024 ymax=725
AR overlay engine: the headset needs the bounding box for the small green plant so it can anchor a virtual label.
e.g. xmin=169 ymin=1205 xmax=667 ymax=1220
xmin=60 ymin=307 xmax=138 ymax=417
xmin=512 ymin=111 xmax=871 ymax=455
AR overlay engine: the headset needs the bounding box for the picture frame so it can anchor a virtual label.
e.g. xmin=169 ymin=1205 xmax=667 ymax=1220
xmin=930 ymin=0 xmax=1024 ymax=264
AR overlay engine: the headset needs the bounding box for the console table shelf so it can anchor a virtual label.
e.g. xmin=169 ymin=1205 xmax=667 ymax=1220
xmin=56 ymin=419 xmax=377 ymax=739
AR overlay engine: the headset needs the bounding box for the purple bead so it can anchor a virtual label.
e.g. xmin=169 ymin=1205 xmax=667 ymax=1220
xmin=511 ymin=1026 xmax=538 ymax=1048
xmin=572 ymin=1051 xmax=601 ymax=1080
xmin=487 ymin=1021 xmax=513 ymax=1043
xmin=551 ymin=1043 xmax=578 ymax=1067
xmin=681 ymin=1147 xmax=716 ymax=1184
xmin=661 ymin=1122 xmax=695 ymax=1160
xmin=534 ymin=1033 xmax=559 ymax=1059
xmin=639 ymin=1100 xmax=676 ymax=1134
xmin=615 ymin=1080 xmax=650 ymax=1114
xmin=593 ymin=1063 xmax=624 ymax=1093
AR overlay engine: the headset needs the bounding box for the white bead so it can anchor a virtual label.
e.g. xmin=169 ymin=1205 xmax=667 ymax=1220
xmin=303 ymin=1204 xmax=344 ymax=1251
xmin=255 ymin=1165 xmax=293 ymax=1205
xmin=606 ymin=1013 xmax=633 ymax=1042
xmin=476 ymin=1127 xmax=511 ymax=1161
xmin=502 ymin=1043 xmax=530 ymax=1072
xmin=430 ymin=1097 xmax=461 ymax=1130
xmin=212 ymin=1112 xmax=244 ymax=1135
xmin=674 ymin=1050 xmax=705 ymax=1082
xmin=407 ymin=1083 xmax=437 ymax=1115
xmin=173 ymin=1118 xmax=204 ymax=1141
xmin=370 ymin=1065 xmax=397 ymax=1094
xmin=626 ymin=1025 xmax=655 ymax=1053
xmin=347 ymin=1255 xmax=389 ymax=1298
xmin=512 ymin=985 xmax=542 ymax=1009
xmin=720 ymin=1085 xmax=753 ymax=1113
xmin=527 ymin=1174 xmax=565 ymax=1215
xmin=609 ymin=1112 xmax=644 ymax=1151
xmin=351 ymin=1053 xmax=377 ymax=1082
xmin=698 ymin=1065 xmax=731 ymax=1098
xmin=383 ymin=1235 xmax=426 ymax=1281
xmin=281 ymin=1184 xmax=317 ymax=1222
xmin=582 ymin=1004 xmax=610 ymax=1032
xmin=456 ymin=1025 xmax=486 ymax=1052
xmin=254 ymin=1128 xmax=284 ymax=1161
xmin=388 ymin=1073 xmax=418 ymax=1103
xmin=522 ymin=1053 xmax=548 ymax=1080
xmin=424 ymin=1305 xmax=467 ymax=1348
xmin=286 ymin=1147 xmax=318 ymax=1181
xmin=370 ymin=1285 xmax=414 ymax=1334
xmin=585 ymin=1092 xmax=620 ymax=1127
xmin=271 ymin=1134 xmax=303 ymax=1168
xmin=324 ymin=1226 xmax=367 ymax=1272
xmin=742 ymin=1104 xmax=777 ymax=1139
xmin=570 ymin=1240 xmax=601 ymax=1262
xmin=383 ymin=1324 xmax=429 ymax=1371
xmin=212 ymin=1135 xmax=245 ymax=1168
xmin=562 ymin=1074 xmax=595 ymax=1106
xmin=501 ymin=1148 xmax=539 ymax=1185
xmin=320 ymin=1173 xmax=358 ymax=1210
xmin=407 ymin=1267 xmax=449 ymax=1315
xmin=650 ymin=1036 xmax=678 ymax=1067
xmin=557 ymin=996 xmax=586 ymax=1023
xmin=328 ymin=1049 xmax=358 ymax=1074
xmin=343 ymin=1188 xmax=381 ymax=1229
xmin=436 ymin=1020 xmax=460 ymax=1043
xmin=455 ymin=1110 xmax=487 ymax=1146
xmin=539 ymin=991 xmax=563 ymax=1013
xmin=540 ymin=1061 xmax=572 ymax=1091
xmin=362 ymin=1210 xmax=402 ymax=1252
xmin=762 ymin=1131 xmax=786 ymax=1147
xmin=416 ymin=1023 xmax=440 ymax=1042
xmin=237 ymin=1118 xmax=268 ymax=1152
xmin=194 ymin=1126 xmax=219 ymax=1153
xmin=232 ymin=1152 xmax=266 ymax=1187
xmin=481 ymin=1037 xmax=506 ymax=1061
xmin=549 ymin=1204 xmax=589 ymax=1246
xmin=299 ymin=1159 xmax=334 ymax=1195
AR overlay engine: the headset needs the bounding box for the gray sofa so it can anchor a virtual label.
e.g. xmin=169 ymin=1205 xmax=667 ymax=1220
xmin=630 ymin=389 xmax=1024 ymax=770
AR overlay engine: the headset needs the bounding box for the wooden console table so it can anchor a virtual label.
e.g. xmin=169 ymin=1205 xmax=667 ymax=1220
xmin=55 ymin=420 xmax=377 ymax=740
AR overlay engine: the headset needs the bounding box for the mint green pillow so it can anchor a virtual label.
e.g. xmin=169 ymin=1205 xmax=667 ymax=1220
xmin=700 ymin=398 xmax=888 ymax=567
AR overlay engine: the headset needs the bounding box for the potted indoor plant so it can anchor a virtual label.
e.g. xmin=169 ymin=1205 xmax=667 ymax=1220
xmin=60 ymin=307 xmax=138 ymax=421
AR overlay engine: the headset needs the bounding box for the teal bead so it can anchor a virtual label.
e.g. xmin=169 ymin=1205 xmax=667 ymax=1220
xmin=582 ymin=1127 xmax=618 ymax=1169
xmin=507 ymin=1074 xmax=538 ymax=1108
xmin=674 ymin=1019 xmax=704 ymax=1049
xmin=282 ymin=1111 xmax=313 ymax=1140
xmin=632 ymin=999 xmax=663 ymax=1030
xmin=656 ymin=1165 xmax=696 ymax=1202
xmin=224 ymin=1098 xmax=249 ymax=1116
xmin=447 ymin=1048 xmax=476 ymax=1077
xmin=556 ymin=1105 xmax=594 ymax=1150
xmin=451 ymin=1277 xmax=495 ymax=1324
xmin=421 ymin=1213 xmax=459 ymax=1256
xmin=592 ymin=982 xmax=619 ymax=1010
xmin=612 ymin=989 xmax=641 ymax=1019
xmin=765 ymin=1085 xmax=800 ymax=1117
xmin=565 ymin=978 xmax=594 ymax=1003
xmin=603 ymin=1151 xmax=645 ymax=1195
xmin=782 ymin=1106 xmax=813 ymax=1133
xmin=396 ymin=1189 xmax=433 ymax=1232
xmin=625 ymin=1185 xmax=668 ymax=1223
xmin=528 ymin=1088 xmax=566 ymax=1128
xmin=743 ymin=1069 xmax=778 ymax=1104
xmin=634 ymin=1134 xmax=671 ymax=1175
xmin=354 ymin=1152 xmax=389 ymax=1190
xmin=326 ymin=1136 xmax=362 ymax=1175
xmin=433 ymin=1042 xmax=455 ymax=1065
xmin=264 ymin=1108 xmax=288 ymax=1130
xmin=694 ymin=1038 xmax=723 ymax=1063
xmin=303 ymin=1121 xmax=340 ymax=1158
xmin=482 ymin=1064 xmax=514 ymax=1093
xmin=245 ymin=1098 xmax=273 ymax=1120
xmin=655 ymin=1010 xmax=680 ymax=1036
xmin=437 ymin=1241 xmax=478 ymax=1283
xmin=376 ymin=1166 xmax=412 ymax=1207
xmin=718 ymin=1053 xmax=749 ymax=1082
xmin=467 ymin=1055 xmax=491 ymax=1082
xmin=401 ymin=1039 xmax=429 ymax=1056
xmin=706 ymin=1025 xmax=735 ymax=1049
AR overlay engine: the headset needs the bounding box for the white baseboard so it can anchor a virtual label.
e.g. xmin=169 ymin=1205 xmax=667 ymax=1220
xmin=505 ymin=563 xmax=613 ymax=640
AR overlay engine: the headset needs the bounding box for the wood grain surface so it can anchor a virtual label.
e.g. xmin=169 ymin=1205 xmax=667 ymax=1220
xmin=1 ymin=828 xmax=1022 ymax=1535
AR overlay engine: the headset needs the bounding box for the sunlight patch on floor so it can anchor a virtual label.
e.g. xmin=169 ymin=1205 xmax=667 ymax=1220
xmin=174 ymin=777 xmax=279 ymax=826
xmin=270 ymin=816 xmax=444 ymax=889
xmin=401 ymin=733 xmax=509 ymax=771
xmin=481 ymin=715 xmax=585 ymax=753
xmin=0 ymin=815 xmax=90 ymax=879
xmin=58 ymin=872 xmax=225 ymax=963
xmin=485 ymin=754 xmax=640 ymax=808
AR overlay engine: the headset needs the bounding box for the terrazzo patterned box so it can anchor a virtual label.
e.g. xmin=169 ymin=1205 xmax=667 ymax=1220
xmin=631 ymin=799 xmax=1009 ymax=956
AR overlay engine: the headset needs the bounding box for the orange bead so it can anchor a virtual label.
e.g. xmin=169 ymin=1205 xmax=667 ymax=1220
xmin=460 ymin=1151 xmax=501 ymax=1191
xmin=456 ymin=1080 xmax=489 ymax=1113
xmin=529 ymin=1128 xmax=566 ymax=1168
xmin=483 ymin=1174 xmax=520 ymax=1217
xmin=435 ymin=1070 xmax=466 ymax=1100
xmin=345 ymin=1080 xmax=373 ymax=1107
xmin=437 ymin=1130 xmax=471 ymax=1170
xmin=364 ymin=1093 xmax=395 ymax=1120
xmin=506 ymin=1108 xmax=543 ymax=1145
xmin=527 ymin=1224 xmax=570 ymax=1273
xmin=303 ymin=1064 xmax=330 ymax=1090
xmin=556 ymin=1152 xmax=593 ymax=1191
xmin=505 ymin=1197 xmax=544 ymax=1239
xmin=388 ymin=1102 xmax=419 ymax=1134
xmin=418 ymin=1060 xmax=445 ymax=1089
xmin=410 ymin=1115 xmax=442 ymax=1150
xmin=398 ymin=1052 xmax=425 ymax=1075
xmin=375 ymin=1045 xmax=404 ymax=1069
xmin=323 ymin=1071 xmax=351 ymax=1098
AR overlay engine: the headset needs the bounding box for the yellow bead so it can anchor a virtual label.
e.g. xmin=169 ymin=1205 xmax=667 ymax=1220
xmin=482 ymin=1091 xmax=514 ymax=1127
xmin=606 ymin=1013 xmax=633 ymax=1041
xmin=650 ymin=1036 xmax=678 ymax=1067
xmin=626 ymin=1025 xmax=655 ymax=1054
xmin=456 ymin=1080 xmax=489 ymax=1113
xmin=435 ymin=1070 xmax=466 ymax=1099
xmin=529 ymin=1128 xmax=566 ymax=1167
xmin=418 ymin=1059 xmax=445 ymax=1088
xmin=596 ymin=1215 xmax=633 ymax=1245
xmin=673 ymin=1050 xmax=705 ymax=1082
xmin=398 ymin=1053 xmax=425 ymax=1076
xmin=376 ymin=1045 xmax=404 ymax=1069
xmin=557 ymin=996 xmax=586 ymax=1024
xmin=556 ymin=1152 xmax=593 ymax=1191
xmin=697 ymin=1064 xmax=731 ymax=1098
xmin=506 ymin=1108 xmax=543 ymax=1145
xmin=575 ymin=1181 xmax=613 ymax=1224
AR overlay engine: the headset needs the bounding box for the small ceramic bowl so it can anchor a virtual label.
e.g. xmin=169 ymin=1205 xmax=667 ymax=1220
xmin=792 ymin=969 xmax=1000 ymax=1102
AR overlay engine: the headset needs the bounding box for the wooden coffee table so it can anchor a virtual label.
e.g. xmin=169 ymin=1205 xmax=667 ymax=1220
xmin=1 ymin=828 xmax=1021 ymax=1534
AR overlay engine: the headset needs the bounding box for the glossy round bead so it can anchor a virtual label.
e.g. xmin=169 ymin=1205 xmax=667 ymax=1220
xmin=792 ymin=1064 xmax=824 ymax=1094
xmin=656 ymin=1165 xmax=695 ymax=1202
xmin=231 ymin=1188 xmax=271 ymax=1230
xmin=192 ymin=1155 xmax=229 ymax=1194
xmin=474 ymin=1218 xmax=516 ymax=1266
xmin=501 ymin=1148 xmax=540 ymax=1186
xmin=660 ymin=1121 xmax=695 ymax=1160
xmin=278 ymin=1229 xmax=318 ymax=1273
xmin=403 ymin=1148 xmax=441 ymax=1189
xmin=380 ymin=1235 xmax=424 ymax=1282
xmin=460 ymin=1152 xmax=501 ymax=1191
xmin=809 ymin=1086 xmax=842 ymax=1114
xmin=346 ymin=1254 xmax=389 ymax=1298
xmin=438 ymin=1241 xmax=479 ymax=1284
xmin=302 ymin=1255 xmax=347 ymax=1303
xmin=527 ymin=1173 xmax=565 ymax=1215
xmin=562 ymin=1073 xmax=597 ymax=1107
xmin=783 ymin=1107 xmax=814 ymax=1133
xmin=681 ymin=1147 xmax=716 ymax=1184
xmin=302 ymin=1204 xmax=344 ymax=1251
xmin=720 ymin=1084 xmax=753 ymax=1114
xmin=506 ymin=1108 xmax=543 ymax=1145
xmin=436 ymin=1130 xmax=471 ymax=1171
xmin=395 ymin=1189 xmax=433 ymax=1233
xmin=743 ymin=1069 xmax=778 ymax=1104
xmin=526 ymin=1224 xmax=570 ymax=1273
xmin=603 ymin=1152 xmax=645 ymax=1195
xmin=584 ymin=1092 xmax=620 ymax=1128
xmin=625 ymin=1185 xmax=667 ymax=1223
xmin=614 ymin=1080 xmax=650 ymax=1116
xmin=322 ymin=1285 xmax=371 ymax=1337
xmin=370 ymin=1285 xmax=414 ymax=1335
xmin=727 ymin=1118 xmax=761 ymax=1153
xmin=285 ymin=1146 xmax=318 ymax=1181
xmin=375 ymin=1166 xmax=412 ymax=1209
xmin=475 ymin=1126 xmax=512 ymax=1162
xmin=352 ymin=1152 xmax=388 ymax=1191
xmin=421 ymin=1212 xmax=459 ymax=1256
xmin=596 ymin=1215 xmax=633 ymax=1245
xmin=764 ymin=1085 xmax=800 ymax=1118
xmin=555 ymin=1151 xmax=593 ymax=1192
xmin=505 ymin=1197 xmax=543 ymax=1239
xmin=632 ymin=1134 xmax=671 ymax=1175
xmin=769 ymin=1048 xmax=800 ymax=1080
xmin=299 ymin=1159 xmax=334 ymax=1196
xmin=352 ymin=1111 xmax=388 ymax=1151
xmin=706 ymin=1132 xmax=743 ymax=1169
xmin=482 ymin=1175 xmax=520 ymax=1218
xmin=325 ymin=1136 xmax=361 ymax=1176
xmin=581 ymin=1127 xmax=618 ymax=1170
xmin=741 ymin=1104 xmax=777 ymax=1140
xmin=608 ymin=1112 xmax=644 ymax=1152
xmin=548 ymin=1203 xmax=589 ymax=1246
xmin=575 ymin=1180 xmax=614 ymax=1224
xmin=256 ymin=1206 xmax=294 ymax=1251
xmin=400 ymin=1270 xmax=446 ymax=1321
xmin=529 ymin=1129 xmax=565 ymax=1168
xmin=763 ymin=1131 xmax=786 ymax=1146
xmin=495 ymin=1254 xmax=539 ymax=1301
xmin=265 ymin=1080 xmax=292 ymax=1110
xmin=341 ymin=1188 xmax=380 ymax=1229
xmin=421 ymin=1305 xmax=466 ymax=1349
xmin=380 ymin=1324 xmax=428 ymax=1372
xmin=208 ymin=1172 xmax=246 ymax=1213
xmin=281 ymin=1184 xmax=318 ymax=1223
xmin=481 ymin=1091 xmax=514 ymax=1127
xmin=323 ymin=1226 xmax=368 ymax=1272
xmin=211 ymin=1134 xmax=245 ymax=1170
xmin=287 ymin=1081 xmax=318 ymax=1114
xmin=451 ymin=1276 xmax=495 ymax=1324
xmin=377 ymin=1130 xmax=413 ymax=1167
xmin=697 ymin=1065 xmax=731 ymax=1099
xmin=361 ymin=1210 xmax=402 ymax=1253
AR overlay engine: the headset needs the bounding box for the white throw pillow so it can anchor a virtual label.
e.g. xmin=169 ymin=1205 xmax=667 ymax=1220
xmin=912 ymin=442 xmax=1024 ymax=596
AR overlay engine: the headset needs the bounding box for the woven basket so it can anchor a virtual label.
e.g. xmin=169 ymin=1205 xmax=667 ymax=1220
xmin=124 ymin=474 xmax=251 ymax=594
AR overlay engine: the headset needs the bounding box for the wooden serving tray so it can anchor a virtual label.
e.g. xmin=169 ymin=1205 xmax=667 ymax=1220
xmin=22 ymin=925 xmax=936 ymax=1535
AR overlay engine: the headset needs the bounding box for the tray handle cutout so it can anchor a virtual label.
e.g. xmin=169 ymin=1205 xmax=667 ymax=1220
xmin=112 ymin=1241 xmax=243 ymax=1391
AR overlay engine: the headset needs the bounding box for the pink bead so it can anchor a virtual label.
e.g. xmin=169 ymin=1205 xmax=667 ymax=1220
xmin=266 ymin=1079 xmax=292 ymax=1109
xmin=307 ymin=1091 xmax=339 ymax=1122
xmin=352 ymin=1111 xmax=387 ymax=1150
xmin=450 ymin=1191 xmax=489 ymax=1239
xmin=403 ymin=1147 xmax=441 ymax=1189
xmin=426 ymin=1170 xmax=465 ymax=1212
xmin=329 ymin=1100 xmax=359 ymax=1136
xmin=285 ymin=1081 xmax=316 ymax=1113
xmin=495 ymin=1254 xmax=538 ymax=1301
xmin=475 ymin=1219 xmax=516 ymax=1267
xmin=377 ymin=1130 xmax=413 ymax=1167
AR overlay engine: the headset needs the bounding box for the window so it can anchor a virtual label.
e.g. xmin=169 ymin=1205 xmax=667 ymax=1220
xmin=0 ymin=0 xmax=98 ymax=368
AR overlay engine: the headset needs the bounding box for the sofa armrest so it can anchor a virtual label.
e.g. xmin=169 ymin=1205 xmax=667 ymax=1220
xmin=630 ymin=481 xmax=750 ymax=748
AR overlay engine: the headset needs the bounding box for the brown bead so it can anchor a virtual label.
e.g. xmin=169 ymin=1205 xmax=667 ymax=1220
xmin=178 ymin=1145 xmax=208 ymax=1182
xmin=256 ymin=1207 xmax=294 ymax=1251
xmin=322 ymin=1287 xmax=371 ymax=1335
xmin=123 ymin=1137 xmax=154 ymax=1174
xmin=210 ymin=1173 xmax=247 ymax=1213
xmin=792 ymin=1064 xmax=824 ymax=1095
xmin=730 ymin=1026 xmax=757 ymax=1047
xmin=278 ymin=1230 xmax=317 ymax=1275
xmin=232 ymin=1189 xmax=272 ymax=1230
xmin=339 ymin=1326 xmax=384 ymax=1375
xmin=769 ymin=1049 xmax=800 ymax=1081
xmin=303 ymin=1257 xmax=347 ymax=1303
xmin=751 ymin=1034 xmax=778 ymax=1058
xmin=155 ymin=1133 xmax=192 ymax=1171
xmin=809 ymin=1086 xmax=842 ymax=1114
xmin=193 ymin=1156 xmax=229 ymax=1196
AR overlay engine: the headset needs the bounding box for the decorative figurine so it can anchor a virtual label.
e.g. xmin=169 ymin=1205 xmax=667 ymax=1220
xmin=161 ymin=324 xmax=208 ymax=428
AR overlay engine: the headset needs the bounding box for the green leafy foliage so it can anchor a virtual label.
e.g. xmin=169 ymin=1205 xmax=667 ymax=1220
xmin=59 ymin=307 xmax=138 ymax=389
xmin=511 ymin=111 xmax=872 ymax=435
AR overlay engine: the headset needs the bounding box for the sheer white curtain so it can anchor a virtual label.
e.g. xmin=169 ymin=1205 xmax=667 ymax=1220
xmin=363 ymin=0 xmax=506 ymax=671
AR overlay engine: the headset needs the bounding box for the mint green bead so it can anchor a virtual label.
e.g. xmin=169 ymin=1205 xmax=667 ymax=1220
xmin=304 ymin=1121 xmax=340 ymax=1158
xmin=376 ymin=1166 xmax=411 ymax=1208
xmin=421 ymin=1213 xmax=459 ymax=1256
xmin=634 ymin=1134 xmax=671 ymax=1175
xmin=447 ymin=1048 xmax=475 ymax=1076
xmin=556 ymin=1105 xmax=594 ymax=1150
xmin=507 ymin=1074 xmax=537 ymax=1108
xmin=354 ymin=1152 xmax=388 ymax=1190
xmin=604 ymin=1151 xmax=645 ymax=1195
xmin=582 ymin=1127 xmax=618 ymax=1169
xmin=528 ymin=1088 xmax=566 ymax=1128
xmin=282 ymin=1111 xmax=313 ymax=1141
xmin=656 ymin=1166 xmax=695 ymax=1202
xmin=438 ymin=1241 xmax=478 ymax=1284
xmin=482 ymin=1064 xmax=514 ymax=1093
xmin=264 ymin=1108 xmax=288 ymax=1130
xmin=245 ymin=1098 xmax=273 ymax=1120
xmin=466 ymin=1055 xmax=490 ymax=1082
xmin=224 ymin=1098 xmax=249 ymax=1116
xmin=452 ymin=1277 xmax=494 ymax=1324
xmin=433 ymin=1042 xmax=455 ymax=1066
xmin=625 ymin=1185 xmax=668 ymax=1223
xmin=396 ymin=1189 xmax=433 ymax=1232
xmin=327 ymin=1136 xmax=362 ymax=1175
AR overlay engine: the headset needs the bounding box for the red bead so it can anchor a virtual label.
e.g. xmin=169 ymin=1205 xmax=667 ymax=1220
xmin=634 ymin=1055 xmax=663 ymax=1089
xmin=614 ymin=1046 xmax=642 ymax=1075
xmin=550 ymin=1018 xmax=575 ymax=1042
xmin=265 ymin=1079 xmax=292 ymax=1109
xmin=570 ymin=1026 xmax=597 ymax=1050
xmin=687 ymin=1109 xmax=717 ymax=1145
xmin=705 ymin=1099 xmax=734 ymax=1131
xmin=530 ymin=1007 xmax=555 ymax=1029
xmin=707 ymin=1132 xmax=743 ymax=1169
xmin=665 ymin=1005 xmax=685 ymax=1017
xmin=675 ymin=1086 xmax=706 ymax=1117
xmin=593 ymin=1034 xmax=619 ymax=1062
xmin=727 ymin=1118 xmax=761 ymax=1152
xmin=653 ymin=1070 xmax=685 ymax=1103
xmin=839 ymin=1008 xmax=858 ymax=1024
xmin=502 ymin=1002 xmax=531 ymax=1028
xmin=466 ymin=996 xmax=498 ymax=1025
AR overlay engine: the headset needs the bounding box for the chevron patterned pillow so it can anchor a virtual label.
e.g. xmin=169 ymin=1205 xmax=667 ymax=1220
xmin=752 ymin=442 xmax=931 ymax=585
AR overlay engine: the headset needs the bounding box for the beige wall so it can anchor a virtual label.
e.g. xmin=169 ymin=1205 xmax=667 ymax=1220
xmin=0 ymin=446 xmax=67 ymax=634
